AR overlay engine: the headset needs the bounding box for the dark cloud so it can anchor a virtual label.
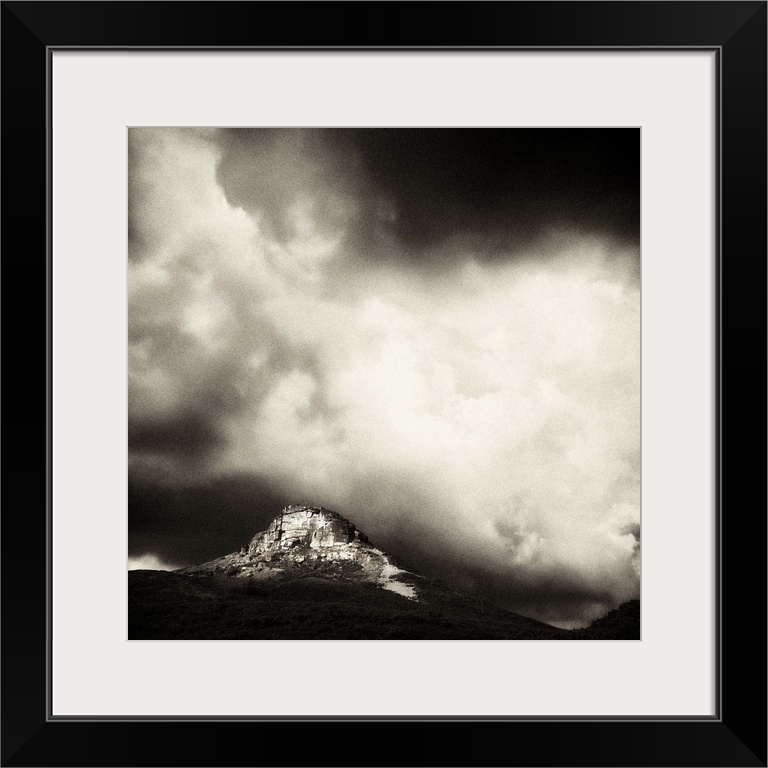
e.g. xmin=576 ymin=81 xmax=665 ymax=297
xmin=215 ymin=128 xmax=364 ymax=249
xmin=129 ymin=472 xmax=287 ymax=567
xmin=212 ymin=128 xmax=640 ymax=270
xmin=472 ymin=570 xmax=623 ymax=628
xmin=338 ymin=128 xmax=639 ymax=254
xmin=129 ymin=412 xmax=222 ymax=461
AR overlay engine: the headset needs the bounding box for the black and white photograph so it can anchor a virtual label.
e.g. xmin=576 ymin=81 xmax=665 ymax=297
xmin=3 ymin=0 xmax=761 ymax=759
xmin=128 ymin=127 xmax=640 ymax=641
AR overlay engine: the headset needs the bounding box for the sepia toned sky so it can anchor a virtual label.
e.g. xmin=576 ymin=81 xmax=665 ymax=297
xmin=128 ymin=127 xmax=640 ymax=628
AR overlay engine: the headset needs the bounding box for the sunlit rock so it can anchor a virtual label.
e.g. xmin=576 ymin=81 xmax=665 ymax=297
xmin=180 ymin=504 xmax=419 ymax=600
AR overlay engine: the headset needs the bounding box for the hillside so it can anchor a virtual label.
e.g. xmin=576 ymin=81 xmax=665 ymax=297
xmin=129 ymin=505 xmax=638 ymax=640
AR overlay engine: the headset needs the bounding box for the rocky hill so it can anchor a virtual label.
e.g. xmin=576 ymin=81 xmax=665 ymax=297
xmin=179 ymin=505 xmax=419 ymax=600
xmin=130 ymin=504 xmax=638 ymax=640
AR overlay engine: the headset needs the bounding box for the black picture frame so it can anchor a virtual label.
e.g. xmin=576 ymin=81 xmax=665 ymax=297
xmin=3 ymin=2 xmax=765 ymax=766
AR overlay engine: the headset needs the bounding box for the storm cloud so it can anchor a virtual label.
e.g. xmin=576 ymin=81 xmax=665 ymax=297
xmin=128 ymin=127 xmax=640 ymax=628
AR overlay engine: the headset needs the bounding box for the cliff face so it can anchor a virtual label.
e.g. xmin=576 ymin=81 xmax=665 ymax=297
xmin=181 ymin=505 xmax=418 ymax=600
xmin=249 ymin=505 xmax=368 ymax=558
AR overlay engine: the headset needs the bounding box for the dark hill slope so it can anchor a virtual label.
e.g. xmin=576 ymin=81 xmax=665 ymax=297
xmin=571 ymin=599 xmax=640 ymax=640
xmin=128 ymin=569 xmax=567 ymax=640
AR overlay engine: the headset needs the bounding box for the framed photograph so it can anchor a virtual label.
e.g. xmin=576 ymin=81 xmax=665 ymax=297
xmin=4 ymin=1 xmax=765 ymax=765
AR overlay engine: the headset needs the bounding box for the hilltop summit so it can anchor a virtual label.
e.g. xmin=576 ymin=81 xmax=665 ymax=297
xmin=179 ymin=505 xmax=419 ymax=600
xmin=249 ymin=505 xmax=369 ymax=558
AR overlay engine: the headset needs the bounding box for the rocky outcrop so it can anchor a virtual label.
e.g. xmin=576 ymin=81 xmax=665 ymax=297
xmin=249 ymin=505 xmax=368 ymax=557
xmin=179 ymin=505 xmax=419 ymax=600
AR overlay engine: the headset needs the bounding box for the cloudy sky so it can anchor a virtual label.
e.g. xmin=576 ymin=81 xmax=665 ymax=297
xmin=128 ymin=128 xmax=640 ymax=628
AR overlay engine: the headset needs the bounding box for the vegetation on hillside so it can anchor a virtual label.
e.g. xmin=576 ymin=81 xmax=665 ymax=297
xmin=129 ymin=571 xmax=638 ymax=641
